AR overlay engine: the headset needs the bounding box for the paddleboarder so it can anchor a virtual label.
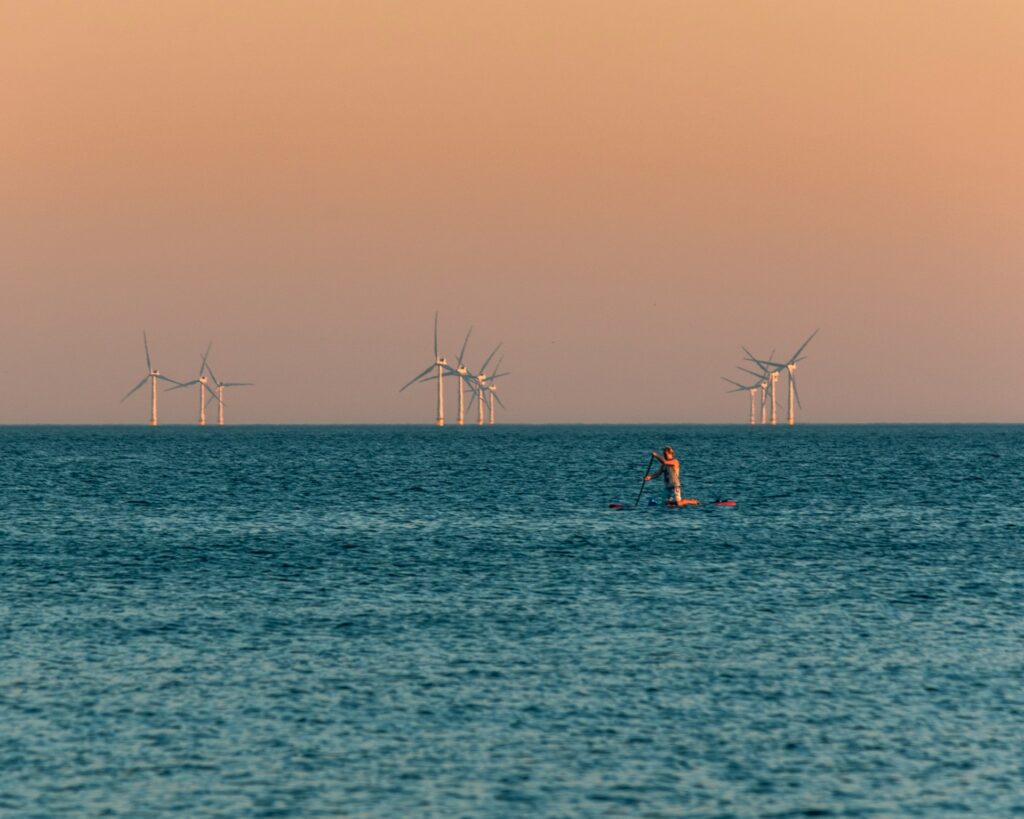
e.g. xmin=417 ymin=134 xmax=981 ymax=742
xmin=645 ymin=446 xmax=683 ymax=506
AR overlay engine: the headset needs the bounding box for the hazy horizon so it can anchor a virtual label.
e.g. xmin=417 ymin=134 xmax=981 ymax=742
xmin=3 ymin=2 xmax=1022 ymax=424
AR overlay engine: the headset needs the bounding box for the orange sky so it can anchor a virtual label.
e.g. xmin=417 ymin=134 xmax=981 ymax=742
xmin=2 ymin=1 xmax=1022 ymax=422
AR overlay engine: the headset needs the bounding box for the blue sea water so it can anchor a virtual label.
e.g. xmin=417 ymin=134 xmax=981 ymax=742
xmin=1 ymin=424 xmax=1022 ymax=817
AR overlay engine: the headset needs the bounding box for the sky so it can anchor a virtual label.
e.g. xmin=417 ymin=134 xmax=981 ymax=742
xmin=2 ymin=1 xmax=1022 ymax=423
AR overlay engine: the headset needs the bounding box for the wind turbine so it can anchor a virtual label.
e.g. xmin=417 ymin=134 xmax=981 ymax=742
xmin=400 ymin=312 xmax=451 ymax=427
xmin=741 ymin=347 xmax=778 ymax=425
xmin=450 ymin=327 xmax=473 ymax=425
xmin=484 ymin=355 xmax=510 ymax=425
xmin=721 ymin=376 xmax=760 ymax=424
xmin=749 ymin=330 xmax=818 ymax=426
xmin=121 ymin=332 xmax=181 ymax=426
xmin=202 ymin=349 xmax=254 ymax=426
xmin=167 ymin=343 xmax=220 ymax=426
xmin=465 ymin=343 xmax=502 ymax=425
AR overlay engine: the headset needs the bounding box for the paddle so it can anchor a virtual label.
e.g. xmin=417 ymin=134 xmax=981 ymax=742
xmin=634 ymin=454 xmax=656 ymax=507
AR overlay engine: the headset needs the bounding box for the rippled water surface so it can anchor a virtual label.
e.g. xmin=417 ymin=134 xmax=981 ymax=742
xmin=1 ymin=425 xmax=1023 ymax=817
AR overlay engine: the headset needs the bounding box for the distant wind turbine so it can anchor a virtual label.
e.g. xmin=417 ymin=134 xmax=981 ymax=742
xmin=466 ymin=343 xmax=502 ymax=425
xmin=168 ymin=343 xmax=220 ymax=426
xmin=400 ymin=312 xmax=450 ymax=426
xmin=740 ymin=347 xmax=777 ymax=425
xmin=121 ymin=332 xmax=181 ymax=426
xmin=451 ymin=326 xmax=473 ymax=426
xmin=486 ymin=355 xmax=510 ymax=425
xmin=202 ymin=348 xmax=254 ymax=426
xmin=721 ymin=376 xmax=760 ymax=425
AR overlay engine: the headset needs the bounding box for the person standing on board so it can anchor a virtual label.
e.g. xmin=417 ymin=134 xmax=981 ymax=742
xmin=645 ymin=446 xmax=683 ymax=506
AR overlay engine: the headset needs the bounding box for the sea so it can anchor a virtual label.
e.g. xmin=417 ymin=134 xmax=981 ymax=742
xmin=1 ymin=424 xmax=1022 ymax=818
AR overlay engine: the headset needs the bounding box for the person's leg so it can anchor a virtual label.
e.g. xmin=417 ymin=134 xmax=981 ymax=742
xmin=672 ymin=485 xmax=682 ymax=504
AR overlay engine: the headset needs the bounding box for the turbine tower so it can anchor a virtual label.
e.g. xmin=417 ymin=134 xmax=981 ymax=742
xmin=400 ymin=312 xmax=452 ymax=426
xmin=121 ymin=332 xmax=181 ymax=426
xmin=202 ymin=349 xmax=254 ymax=426
xmin=168 ymin=343 xmax=220 ymax=425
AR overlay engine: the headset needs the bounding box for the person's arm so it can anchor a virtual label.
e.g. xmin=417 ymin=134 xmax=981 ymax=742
xmin=645 ymin=464 xmax=664 ymax=482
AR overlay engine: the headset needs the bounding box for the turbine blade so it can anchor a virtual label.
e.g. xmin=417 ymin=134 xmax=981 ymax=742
xmin=737 ymin=366 xmax=763 ymax=379
xmin=400 ymin=364 xmax=436 ymax=392
xmin=157 ymin=375 xmax=184 ymax=387
xmin=143 ymin=332 xmax=152 ymax=371
xmin=200 ymin=342 xmax=212 ymax=377
xmin=433 ymin=311 xmax=439 ymax=359
xmin=741 ymin=346 xmax=767 ymax=369
xmin=121 ymin=376 xmax=149 ymax=402
xmin=467 ymin=389 xmax=478 ymax=411
xmin=205 ymin=358 xmax=220 ymax=386
xmin=203 ymin=383 xmax=221 ymax=403
xmin=493 ymin=392 xmax=506 ymax=410
xmin=457 ymin=326 xmax=472 ymax=366
xmin=789 ymin=329 xmax=819 ymax=363
xmin=721 ymin=376 xmax=747 ymax=389
xmin=479 ymin=343 xmax=502 ymax=375
xmin=166 ymin=379 xmax=197 ymax=391
xmin=222 ymin=382 xmax=253 ymax=387
xmin=490 ymin=372 xmax=510 ymax=382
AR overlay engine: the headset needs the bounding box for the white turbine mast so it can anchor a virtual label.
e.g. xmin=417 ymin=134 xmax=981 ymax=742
xmin=120 ymin=332 xmax=181 ymax=426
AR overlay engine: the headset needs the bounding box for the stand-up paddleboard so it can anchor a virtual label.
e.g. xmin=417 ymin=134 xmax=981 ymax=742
xmin=608 ymin=499 xmax=736 ymax=510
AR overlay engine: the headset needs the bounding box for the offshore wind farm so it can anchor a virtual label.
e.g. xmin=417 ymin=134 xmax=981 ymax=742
xmin=723 ymin=331 xmax=818 ymax=426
